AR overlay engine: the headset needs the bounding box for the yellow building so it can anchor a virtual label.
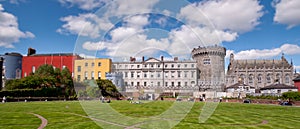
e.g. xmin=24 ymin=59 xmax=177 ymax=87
xmin=74 ymin=58 xmax=111 ymax=82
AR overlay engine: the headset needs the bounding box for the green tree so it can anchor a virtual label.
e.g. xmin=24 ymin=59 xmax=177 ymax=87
xmin=86 ymin=86 xmax=101 ymax=98
xmin=282 ymin=91 xmax=300 ymax=101
xmin=96 ymin=79 xmax=121 ymax=97
xmin=61 ymin=67 xmax=75 ymax=97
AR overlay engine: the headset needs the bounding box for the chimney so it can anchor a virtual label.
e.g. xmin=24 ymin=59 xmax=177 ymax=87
xmin=174 ymin=57 xmax=178 ymax=61
xmin=27 ymin=48 xmax=36 ymax=56
xmin=130 ymin=57 xmax=136 ymax=62
xmin=142 ymin=56 xmax=145 ymax=62
xmin=161 ymin=56 xmax=164 ymax=61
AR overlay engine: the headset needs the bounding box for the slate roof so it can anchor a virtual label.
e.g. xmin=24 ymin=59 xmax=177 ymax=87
xmin=260 ymin=83 xmax=297 ymax=90
xmin=226 ymin=82 xmax=254 ymax=89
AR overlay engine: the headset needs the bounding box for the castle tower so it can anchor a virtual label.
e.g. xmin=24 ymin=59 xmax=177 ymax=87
xmin=191 ymin=45 xmax=226 ymax=91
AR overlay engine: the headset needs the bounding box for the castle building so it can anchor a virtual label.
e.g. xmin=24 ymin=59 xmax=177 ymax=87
xmin=226 ymin=53 xmax=294 ymax=90
xmin=112 ymin=56 xmax=198 ymax=92
xmin=74 ymin=58 xmax=112 ymax=82
xmin=191 ymin=45 xmax=226 ymax=92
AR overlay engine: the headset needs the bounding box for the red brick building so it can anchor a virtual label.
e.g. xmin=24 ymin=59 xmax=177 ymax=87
xmin=293 ymin=75 xmax=300 ymax=92
xmin=22 ymin=49 xmax=81 ymax=77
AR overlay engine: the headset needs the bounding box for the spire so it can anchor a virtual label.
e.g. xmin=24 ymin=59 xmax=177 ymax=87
xmin=291 ymin=58 xmax=293 ymax=65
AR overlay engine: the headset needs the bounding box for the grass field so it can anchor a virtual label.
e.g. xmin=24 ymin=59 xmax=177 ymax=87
xmin=0 ymin=100 xmax=300 ymax=129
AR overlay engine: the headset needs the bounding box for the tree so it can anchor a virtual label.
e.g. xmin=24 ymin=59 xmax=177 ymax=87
xmin=96 ymin=79 xmax=121 ymax=97
xmin=282 ymin=91 xmax=300 ymax=101
xmin=61 ymin=67 xmax=75 ymax=97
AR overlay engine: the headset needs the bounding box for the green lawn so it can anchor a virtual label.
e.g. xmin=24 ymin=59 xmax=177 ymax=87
xmin=0 ymin=101 xmax=299 ymax=129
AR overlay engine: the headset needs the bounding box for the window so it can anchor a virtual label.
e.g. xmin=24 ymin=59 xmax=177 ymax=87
xmin=171 ymin=82 xmax=174 ymax=87
xmin=171 ymin=64 xmax=174 ymax=68
xmin=171 ymin=71 xmax=175 ymax=78
xmin=276 ymin=74 xmax=281 ymax=83
xmin=178 ymin=82 xmax=181 ymax=86
xmin=77 ymin=75 xmax=81 ymax=81
xmin=151 ymin=64 xmax=154 ymax=68
xmin=191 ymin=64 xmax=195 ymax=67
xmin=165 ymin=64 xmax=168 ymax=68
xmin=248 ymin=75 xmax=253 ymax=84
xmin=285 ymin=75 xmax=290 ymax=84
xmin=144 ymin=72 xmax=147 ymax=78
xmin=184 ymin=64 xmax=187 ymax=67
xmin=98 ymin=71 xmax=101 ymax=79
xmin=84 ymin=71 xmax=88 ymax=80
xmin=266 ymin=74 xmax=271 ymax=83
xmin=144 ymin=64 xmax=147 ymax=67
xmin=157 ymin=64 xmax=160 ymax=68
xmin=165 ymin=82 xmax=168 ymax=86
xmin=91 ymin=71 xmax=94 ymax=80
xmin=184 ymin=71 xmax=188 ymax=78
xmin=131 ymin=72 xmax=134 ymax=78
xmin=125 ymin=82 xmax=128 ymax=86
xmin=137 ymin=82 xmax=140 ymax=86
xmin=85 ymin=62 xmax=88 ymax=67
xmin=157 ymin=72 xmax=161 ymax=78
xmin=203 ymin=59 xmax=211 ymax=64
xmin=16 ymin=69 xmax=21 ymax=79
xmin=125 ymin=72 xmax=128 ymax=78
xmin=131 ymin=82 xmax=134 ymax=86
xmin=257 ymin=74 xmax=262 ymax=83
xmin=137 ymin=72 xmax=141 ymax=78
xmin=131 ymin=65 xmax=134 ymax=68
xmin=177 ymin=71 xmax=181 ymax=77
xmin=165 ymin=71 xmax=168 ymax=78
xmin=91 ymin=63 xmax=94 ymax=67
xmin=144 ymin=82 xmax=147 ymax=86
xmin=32 ymin=66 xmax=36 ymax=73
xmin=24 ymin=72 xmax=27 ymax=77
xmin=157 ymin=82 xmax=161 ymax=86
xmin=191 ymin=71 xmax=195 ymax=78
xmin=150 ymin=72 xmax=154 ymax=78
xmin=177 ymin=64 xmax=180 ymax=68
xmin=185 ymin=82 xmax=188 ymax=86
xmin=98 ymin=62 xmax=101 ymax=66
xmin=137 ymin=65 xmax=140 ymax=68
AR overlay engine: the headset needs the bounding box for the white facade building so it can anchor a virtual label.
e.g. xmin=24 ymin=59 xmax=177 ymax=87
xmin=112 ymin=57 xmax=198 ymax=93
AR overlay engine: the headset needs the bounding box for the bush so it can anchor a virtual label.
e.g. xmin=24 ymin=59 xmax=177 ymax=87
xmin=0 ymin=88 xmax=64 ymax=97
xmin=282 ymin=92 xmax=300 ymax=101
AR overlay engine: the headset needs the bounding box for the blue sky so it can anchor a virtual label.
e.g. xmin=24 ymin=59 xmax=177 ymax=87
xmin=0 ymin=0 xmax=300 ymax=71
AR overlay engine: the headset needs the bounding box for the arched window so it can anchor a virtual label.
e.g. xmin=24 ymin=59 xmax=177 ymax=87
xmin=285 ymin=74 xmax=290 ymax=84
xmin=240 ymin=74 xmax=245 ymax=83
xmin=257 ymin=74 xmax=262 ymax=84
xmin=248 ymin=74 xmax=253 ymax=84
xmin=276 ymin=74 xmax=281 ymax=83
xmin=266 ymin=74 xmax=271 ymax=84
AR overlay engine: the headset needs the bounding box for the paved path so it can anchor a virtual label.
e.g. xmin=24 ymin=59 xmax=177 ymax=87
xmin=29 ymin=113 xmax=48 ymax=129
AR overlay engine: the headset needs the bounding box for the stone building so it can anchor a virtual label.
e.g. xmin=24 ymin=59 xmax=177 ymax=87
xmin=191 ymin=45 xmax=226 ymax=91
xmin=112 ymin=56 xmax=198 ymax=93
xmin=226 ymin=53 xmax=294 ymax=90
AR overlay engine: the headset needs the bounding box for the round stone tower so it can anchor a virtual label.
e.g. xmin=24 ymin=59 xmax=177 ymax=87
xmin=191 ymin=45 xmax=226 ymax=91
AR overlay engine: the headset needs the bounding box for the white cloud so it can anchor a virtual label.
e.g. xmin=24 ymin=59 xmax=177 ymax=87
xmin=58 ymin=0 xmax=108 ymax=10
xmin=227 ymin=43 xmax=300 ymax=59
xmin=273 ymin=0 xmax=300 ymax=29
xmin=178 ymin=0 xmax=264 ymax=33
xmin=0 ymin=4 xmax=34 ymax=48
xmin=108 ymin=0 xmax=159 ymax=16
xmin=57 ymin=13 xmax=113 ymax=38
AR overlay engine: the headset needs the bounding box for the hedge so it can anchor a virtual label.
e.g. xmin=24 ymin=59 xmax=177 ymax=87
xmin=0 ymin=88 xmax=64 ymax=97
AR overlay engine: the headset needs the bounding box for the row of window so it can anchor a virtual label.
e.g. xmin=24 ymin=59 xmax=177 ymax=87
xmin=123 ymin=71 xmax=196 ymax=78
xmin=230 ymin=74 xmax=290 ymax=84
xmin=84 ymin=62 xmax=102 ymax=67
xmin=125 ymin=81 xmax=196 ymax=87
xmin=76 ymin=71 xmax=101 ymax=81
xmin=115 ymin=63 xmax=195 ymax=69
